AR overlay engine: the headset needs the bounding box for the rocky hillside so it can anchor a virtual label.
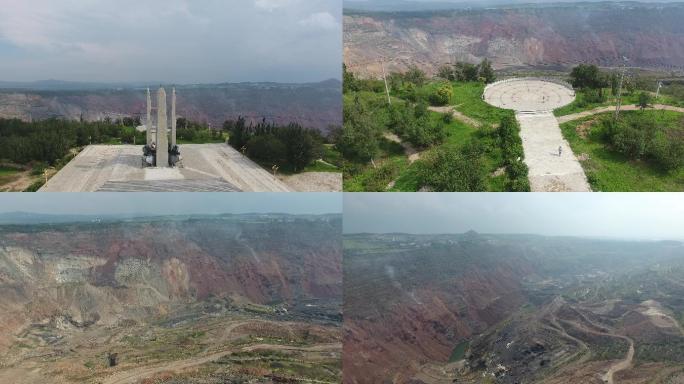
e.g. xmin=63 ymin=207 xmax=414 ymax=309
xmin=343 ymin=233 xmax=684 ymax=383
xmin=0 ymin=214 xmax=342 ymax=353
xmin=344 ymin=2 xmax=684 ymax=77
xmin=0 ymin=80 xmax=342 ymax=133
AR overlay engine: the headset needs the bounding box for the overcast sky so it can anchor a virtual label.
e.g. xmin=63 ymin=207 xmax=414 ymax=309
xmin=0 ymin=0 xmax=341 ymax=83
xmin=0 ymin=193 xmax=341 ymax=216
xmin=344 ymin=193 xmax=684 ymax=240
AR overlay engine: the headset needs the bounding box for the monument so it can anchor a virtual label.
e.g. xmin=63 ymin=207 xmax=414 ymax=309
xmin=142 ymin=86 xmax=180 ymax=167
xmin=156 ymin=87 xmax=169 ymax=167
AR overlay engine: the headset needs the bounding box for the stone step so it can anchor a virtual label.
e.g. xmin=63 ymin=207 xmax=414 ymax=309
xmin=97 ymin=179 xmax=240 ymax=192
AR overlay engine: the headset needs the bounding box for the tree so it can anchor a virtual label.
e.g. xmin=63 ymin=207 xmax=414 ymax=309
xmin=570 ymin=64 xmax=608 ymax=89
xmin=277 ymin=124 xmax=320 ymax=172
xmin=417 ymin=144 xmax=487 ymax=191
xmin=227 ymin=117 xmax=250 ymax=149
xmin=479 ymin=59 xmax=496 ymax=84
xmin=437 ymin=65 xmax=455 ymax=81
xmin=343 ymin=64 xmax=358 ymax=93
xmin=455 ymin=62 xmax=479 ymax=82
xmin=638 ymin=92 xmax=652 ymax=110
xmin=336 ymin=97 xmax=381 ymax=162
xmin=429 ymin=84 xmax=453 ymax=106
xmin=403 ymin=66 xmax=427 ymax=87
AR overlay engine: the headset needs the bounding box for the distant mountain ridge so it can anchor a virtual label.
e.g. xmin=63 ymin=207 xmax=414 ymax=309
xmin=0 ymin=79 xmax=342 ymax=133
xmin=345 ymin=0 xmax=684 ymax=12
xmin=0 ymin=212 xmax=340 ymax=226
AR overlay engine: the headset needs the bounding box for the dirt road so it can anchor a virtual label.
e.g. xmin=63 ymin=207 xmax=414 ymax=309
xmin=102 ymin=342 xmax=341 ymax=384
xmin=602 ymin=340 xmax=634 ymax=384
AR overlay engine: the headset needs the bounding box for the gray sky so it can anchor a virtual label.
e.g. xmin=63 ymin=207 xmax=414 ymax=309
xmin=344 ymin=193 xmax=684 ymax=240
xmin=0 ymin=193 xmax=341 ymax=216
xmin=0 ymin=0 xmax=341 ymax=83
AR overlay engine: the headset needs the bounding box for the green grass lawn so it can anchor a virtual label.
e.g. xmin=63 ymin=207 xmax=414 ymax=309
xmin=417 ymin=81 xmax=514 ymax=125
xmin=390 ymin=111 xmax=506 ymax=191
xmin=0 ymin=166 xmax=21 ymax=177
xmin=344 ymin=139 xmax=409 ymax=192
xmin=343 ymin=81 xmax=514 ymax=192
xmin=450 ymin=82 xmax=514 ymax=125
xmin=0 ymin=165 xmax=28 ymax=190
xmin=560 ymin=111 xmax=684 ymax=191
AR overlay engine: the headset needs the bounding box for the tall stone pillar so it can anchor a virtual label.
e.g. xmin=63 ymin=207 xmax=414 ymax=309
xmin=156 ymin=87 xmax=168 ymax=167
xmin=146 ymin=88 xmax=152 ymax=146
xmin=171 ymin=87 xmax=177 ymax=147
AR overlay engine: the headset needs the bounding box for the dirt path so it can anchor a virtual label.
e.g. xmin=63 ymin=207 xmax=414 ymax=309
xmin=557 ymin=104 xmax=684 ymax=124
xmin=102 ymin=343 xmax=340 ymax=384
xmin=279 ymin=172 xmax=342 ymax=192
xmin=0 ymin=171 xmax=34 ymax=192
xmin=428 ymin=106 xmax=482 ymax=128
xmin=383 ymin=132 xmax=421 ymax=163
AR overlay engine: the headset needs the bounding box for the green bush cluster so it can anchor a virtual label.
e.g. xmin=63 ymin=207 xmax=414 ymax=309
xmin=416 ymin=141 xmax=487 ymax=192
xmin=497 ymin=116 xmax=530 ymax=191
xmin=599 ymin=114 xmax=684 ymax=171
xmin=387 ymin=102 xmax=447 ymax=148
xmin=337 ymin=97 xmax=383 ymax=162
xmin=428 ymin=84 xmax=453 ymax=106
xmin=227 ymin=117 xmax=324 ymax=172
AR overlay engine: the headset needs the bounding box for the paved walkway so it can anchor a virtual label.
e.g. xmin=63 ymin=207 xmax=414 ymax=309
xmin=517 ymin=112 xmax=591 ymax=192
xmin=40 ymin=144 xmax=292 ymax=192
xmin=484 ymin=79 xmax=591 ymax=191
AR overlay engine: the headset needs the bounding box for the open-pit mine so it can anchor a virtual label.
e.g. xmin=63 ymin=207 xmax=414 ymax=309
xmin=0 ymin=214 xmax=342 ymax=383
xmin=344 ymin=232 xmax=684 ymax=384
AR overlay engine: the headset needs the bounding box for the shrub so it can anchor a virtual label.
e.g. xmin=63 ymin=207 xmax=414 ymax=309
xmin=429 ymin=84 xmax=453 ymax=106
xmin=417 ymin=144 xmax=487 ymax=191
xmin=337 ymin=98 xmax=382 ymax=162
xmin=651 ymin=133 xmax=684 ymax=170
xmin=246 ymin=135 xmax=287 ymax=165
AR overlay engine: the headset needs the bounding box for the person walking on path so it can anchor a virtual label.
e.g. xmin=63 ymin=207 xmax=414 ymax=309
xmin=558 ymin=145 xmax=562 ymax=157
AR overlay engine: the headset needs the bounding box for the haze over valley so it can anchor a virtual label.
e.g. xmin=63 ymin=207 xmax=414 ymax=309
xmin=344 ymin=194 xmax=684 ymax=383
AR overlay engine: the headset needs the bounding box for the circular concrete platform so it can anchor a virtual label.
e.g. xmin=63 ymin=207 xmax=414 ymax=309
xmin=483 ymin=78 xmax=576 ymax=112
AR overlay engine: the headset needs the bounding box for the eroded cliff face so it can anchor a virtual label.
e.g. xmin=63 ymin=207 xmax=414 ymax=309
xmin=344 ymin=4 xmax=684 ymax=77
xmin=343 ymin=235 xmax=535 ymax=383
xmin=0 ymin=216 xmax=342 ymax=353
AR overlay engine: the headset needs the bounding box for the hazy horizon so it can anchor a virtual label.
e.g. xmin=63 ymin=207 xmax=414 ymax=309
xmin=344 ymin=193 xmax=684 ymax=241
xmin=0 ymin=0 xmax=341 ymax=83
xmin=344 ymin=0 xmax=684 ymax=11
xmin=0 ymin=193 xmax=342 ymax=217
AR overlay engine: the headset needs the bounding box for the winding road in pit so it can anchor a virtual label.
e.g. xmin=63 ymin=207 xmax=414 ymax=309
xmin=483 ymin=78 xmax=591 ymax=192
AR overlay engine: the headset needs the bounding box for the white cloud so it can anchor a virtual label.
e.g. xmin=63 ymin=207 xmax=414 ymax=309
xmin=254 ymin=0 xmax=300 ymax=12
xmin=299 ymin=12 xmax=340 ymax=31
xmin=0 ymin=0 xmax=341 ymax=83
